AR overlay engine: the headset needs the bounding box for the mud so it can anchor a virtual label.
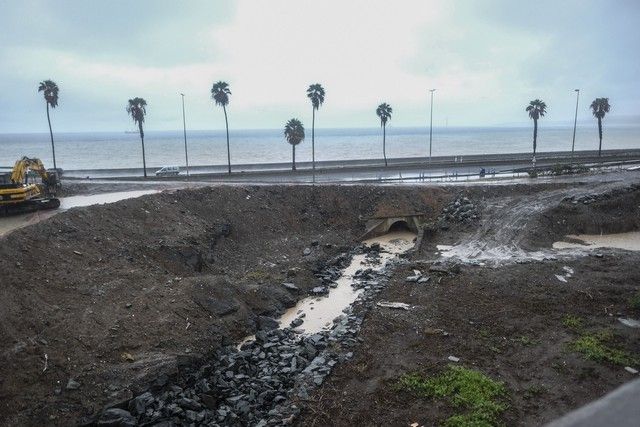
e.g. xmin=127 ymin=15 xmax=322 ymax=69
xmin=1 ymin=174 xmax=640 ymax=425
xmin=0 ymin=185 xmax=446 ymax=426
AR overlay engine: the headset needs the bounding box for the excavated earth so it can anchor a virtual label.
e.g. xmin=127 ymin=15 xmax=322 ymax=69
xmin=0 ymin=176 xmax=639 ymax=426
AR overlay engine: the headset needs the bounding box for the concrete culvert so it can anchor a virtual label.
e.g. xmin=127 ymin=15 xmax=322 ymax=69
xmin=388 ymin=220 xmax=411 ymax=232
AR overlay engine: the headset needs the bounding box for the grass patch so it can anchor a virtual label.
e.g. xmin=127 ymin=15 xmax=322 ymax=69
xmin=398 ymin=365 xmax=507 ymax=427
xmin=569 ymin=332 xmax=638 ymax=366
xmin=562 ymin=315 xmax=583 ymax=330
xmin=630 ymin=292 xmax=640 ymax=310
xmin=514 ymin=336 xmax=538 ymax=346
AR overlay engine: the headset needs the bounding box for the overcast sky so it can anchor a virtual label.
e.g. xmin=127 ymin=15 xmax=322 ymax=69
xmin=0 ymin=0 xmax=638 ymax=133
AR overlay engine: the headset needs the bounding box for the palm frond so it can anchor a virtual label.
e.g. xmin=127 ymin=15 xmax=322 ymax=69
xmin=284 ymin=118 xmax=305 ymax=145
xmin=211 ymin=81 xmax=231 ymax=107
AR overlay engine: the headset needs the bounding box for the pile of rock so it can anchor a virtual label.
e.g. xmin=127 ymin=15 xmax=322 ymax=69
xmin=439 ymin=195 xmax=479 ymax=223
xmin=94 ymin=245 xmax=401 ymax=426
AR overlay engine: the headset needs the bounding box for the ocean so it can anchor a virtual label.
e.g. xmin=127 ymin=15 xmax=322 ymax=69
xmin=1 ymin=125 xmax=639 ymax=170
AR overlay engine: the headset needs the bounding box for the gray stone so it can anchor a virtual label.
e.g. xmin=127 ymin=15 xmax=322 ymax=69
xmin=257 ymin=316 xmax=279 ymax=331
xmin=66 ymin=378 xmax=81 ymax=390
xmin=303 ymin=248 xmax=312 ymax=256
xmin=282 ymin=282 xmax=299 ymax=291
xmin=97 ymin=408 xmax=137 ymax=427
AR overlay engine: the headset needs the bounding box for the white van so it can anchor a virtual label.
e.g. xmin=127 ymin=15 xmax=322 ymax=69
xmin=155 ymin=166 xmax=180 ymax=176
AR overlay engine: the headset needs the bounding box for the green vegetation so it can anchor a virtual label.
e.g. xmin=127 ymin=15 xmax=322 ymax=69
xmin=376 ymin=103 xmax=393 ymax=167
xmin=562 ymin=315 xmax=583 ymax=330
xmin=549 ymin=164 xmax=590 ymax=176
xmin=630 ymin=292 xmax=640 ymax=310
xmin=569 ymin=332 xmax=638 ymax=366
xmin=590 ymin=97 xmax=611 ymax=157
xmin=526 ymin=99 xmax=547 ymax=170
xmin=514 ymin=336 xmax=538 ymax=346
xmin=398 ymin=365 xmax=508 ymax=427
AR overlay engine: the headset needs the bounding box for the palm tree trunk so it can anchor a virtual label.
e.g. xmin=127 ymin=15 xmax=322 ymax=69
xmin=598 ymin=117 xmax=603 ymax=157
xmin=223 ymin=105 xmax=231 ymax=174
xmin=383 ymin=124 xmax=387 ymax=167
xmin=139 ymin=122 xmax=147 ymax=178
xmin=46 ymin=103 xmax=57 ymax=171
xmin=532 ymin=119 xmax=538 ymax=168
xmin=312 ymin=107 xmax=316 ymax=182
xmin=292 ymin=145 xmax=296 ymax=171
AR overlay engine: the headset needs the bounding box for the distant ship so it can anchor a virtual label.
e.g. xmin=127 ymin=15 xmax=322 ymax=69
xmin=124 ymin=130 xmax=138 ymax=134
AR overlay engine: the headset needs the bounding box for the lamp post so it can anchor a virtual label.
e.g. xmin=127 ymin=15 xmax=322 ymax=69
xmin=180 ymin=93 xmax=189 ymax=178
xmin=571 ymin=89 xmax=580 ymax=164
xmin=429 ymin=89 xmax=436 ymax=165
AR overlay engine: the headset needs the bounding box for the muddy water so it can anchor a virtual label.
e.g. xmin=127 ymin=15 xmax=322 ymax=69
xmin=553 ymin=231 xmax=640 ymax=251
xmin=0 ymin=190 xmax=158 ymax=237
xmin=278 ymin=230 xmax=416 ymax=334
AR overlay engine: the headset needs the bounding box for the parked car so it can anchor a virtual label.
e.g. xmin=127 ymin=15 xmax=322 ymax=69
xmin=155 ymin=166 xmax=180 ymax=176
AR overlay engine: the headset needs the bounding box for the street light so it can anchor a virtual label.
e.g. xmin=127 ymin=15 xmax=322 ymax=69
xmin=180 ymin=93 xmax=189 ymax=178
xmin=429 ymin=89 xmax=436 ymax=165
xmin=571 ymin=89 xmax=580 ymax=164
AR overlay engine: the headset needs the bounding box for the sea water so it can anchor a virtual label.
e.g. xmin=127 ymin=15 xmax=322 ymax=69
xmin=1 ymin=125 xmax=639 ymax=170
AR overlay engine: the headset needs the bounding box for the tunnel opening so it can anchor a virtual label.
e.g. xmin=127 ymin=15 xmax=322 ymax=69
xmin=388 ymin=220 xmax=411 ymax=232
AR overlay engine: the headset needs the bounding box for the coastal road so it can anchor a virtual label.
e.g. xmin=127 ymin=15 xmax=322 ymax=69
xmin=58 ymin=148 xmax=640 ymax=183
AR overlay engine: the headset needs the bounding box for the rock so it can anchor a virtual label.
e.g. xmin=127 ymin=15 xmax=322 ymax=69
xmin=97 ymin=408 xmax=137 ymax=427
xmin=282 ymin=282 xmax=299 ymax=291
xmin=290 ymin=318 xmax=304 ymax=328
xmin=417 ymin=276 xmax=430 ymax=284
xmin=311 ymin=286 xmax=328 ymax=295
xmin=618 ymin=318 xmax=640 ymax=328
xmin=447 ymin=355 xmax=460 ymax=362
xmin=624 ymin=367 xmax=638 ymax=374
xmin=130 ymin=391 xmax=154 ymax=415
xmin=66 ymin=379 xmax=81 ymax=390
xmin=405 ymin=275 xmax=420 ymax=283
xmin=201 ymin=393 xmax=218 ymax=409
xmin=257 ymin=316 xmax=279 ymax=331
xmin=303 ymin=248 xmax=312 ymax=256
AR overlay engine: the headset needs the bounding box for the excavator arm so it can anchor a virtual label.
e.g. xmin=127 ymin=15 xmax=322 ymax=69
xmin=11 ymin=157 xmax=50 ymax=184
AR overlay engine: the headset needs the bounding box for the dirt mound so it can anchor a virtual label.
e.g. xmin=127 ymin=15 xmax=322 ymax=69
xmin=0 ymin=185 xmax=448 ymax=425
xmin=527 ymin=183 xmax=640 ymax=248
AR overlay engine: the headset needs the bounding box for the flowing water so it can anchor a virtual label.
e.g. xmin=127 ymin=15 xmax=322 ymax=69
xmin=553 ymin=232 xmax=640 ymax=251
xmin=277 ymin=230 xmax=416 ymax=335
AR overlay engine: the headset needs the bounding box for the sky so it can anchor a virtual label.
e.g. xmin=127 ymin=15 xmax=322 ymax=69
xmin=0 ymin=0 xmax=638 ymax=133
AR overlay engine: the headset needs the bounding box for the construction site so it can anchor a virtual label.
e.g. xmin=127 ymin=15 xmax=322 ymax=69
xmin=0 ymin=160 xmax=638 ymax=426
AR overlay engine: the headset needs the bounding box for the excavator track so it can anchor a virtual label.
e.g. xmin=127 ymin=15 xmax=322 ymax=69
xmin=0 ymin=198 xmax=60 ymax=216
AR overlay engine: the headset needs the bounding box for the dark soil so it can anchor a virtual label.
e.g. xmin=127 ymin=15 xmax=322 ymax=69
xmin=297 ymin=181 xmax=640 ymax=426
xmin=2 ymin=177 xmax=639 ymax=426
xmin=0 ymin=184 xmax=449 ymax=426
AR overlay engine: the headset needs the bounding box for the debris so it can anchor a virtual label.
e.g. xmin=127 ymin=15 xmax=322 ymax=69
xmin=282 ymin=282 xmax=299 ymax=291
xmin=625 ymin=367 xmax=638 ymax=375
xmin=376 ymin=301 xmax=410 ymax=310
xmin=42 ymin=353 xmax=48 ymax=372
xmin=97 ymin=408 xmax=137 ymax=427
xmin=618 ymin=318 xmax=640 ymax=328
xmin=303 ymin=248 xmax=312 ymax=256
xmin=562 ymin=266 xmax=574 ymax=275
xmin=73 ymin=250 xmax=83 ymax=256
xmin=121 ymin=352 xmax=135 ymax=362
xmin=66 ymin=378 xmax=81 ymax=390
xmin=555 ymin=275 xmax=568 ymax=283
xmin=447 ymin=356 xmax=460 ymax=363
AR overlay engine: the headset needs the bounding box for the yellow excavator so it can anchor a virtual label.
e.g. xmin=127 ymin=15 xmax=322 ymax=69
xmin=0 ymin=157 xmax=60 ymax=215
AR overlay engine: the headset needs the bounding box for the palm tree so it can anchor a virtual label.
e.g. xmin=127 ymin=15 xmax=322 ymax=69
xmin=126 ymin=97 xmax=148 ymax=178
xmin=590 ymin=98 xmax=610 ymax=157
xmin=376 ymin=103 xmax=393 ymax=166
xmin=38 ymin=80 xmax=59 ymax=171
xmin=306 ymin=83 xmax=325 ymax=175
xmin=526 ymin=99 xmax=547 ymax=168
xmin=211 ymin=81 xmax=232 ymax=174
xmin=284 ymin=118 xmax=305 ymax=171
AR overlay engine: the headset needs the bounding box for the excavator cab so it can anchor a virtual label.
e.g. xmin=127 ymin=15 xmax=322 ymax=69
xmin=0 ymin=157 xmax=60 ymax=215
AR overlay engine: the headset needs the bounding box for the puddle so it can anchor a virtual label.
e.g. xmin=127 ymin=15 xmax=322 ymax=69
xmin=0 ymin=190 xmax=158 ymax=237
xmin=59 ymin=190 xmax=158 ymax=209
xmin=277 ymin=230 xmax=416 ymax=334
xmin=553 ymin=231 xmax=640 ymax=251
